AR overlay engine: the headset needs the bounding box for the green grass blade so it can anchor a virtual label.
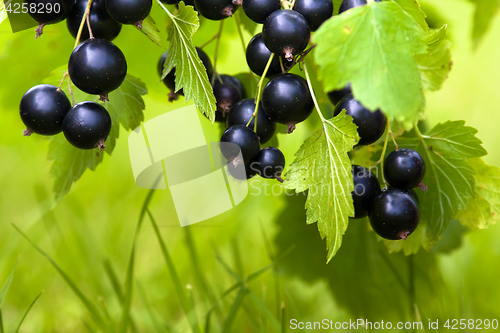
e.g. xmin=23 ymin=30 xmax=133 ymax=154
xmin=147 ymin=210 xmax=201 ymax=333
xmin=103 ymin=259 xmax=124 ymax=302
xmin=119 ymin=188 xmax=158 ymax=333
xmin=0 ymin=259 xmax=17 ymax=308
xmin=214 ymin=251 xmax=241 ymax=282
xmin=247 ymin=291 xmax=280 ymax=333
xmin=136 ymin=281 xmax=170 ymax=332
xmin=222 ymin=286 xmax=246 ymax=333
xmin=12 ymin=224 xmax=109 ymax=332
xmin=15 ymin=291 xmax=43 ymax=333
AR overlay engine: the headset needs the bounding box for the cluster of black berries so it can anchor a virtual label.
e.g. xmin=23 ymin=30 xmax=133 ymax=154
xmin=20 ymin=0 xmax=148 ymax=150
xmin=350 ymin=149 xmax=426 ymax=241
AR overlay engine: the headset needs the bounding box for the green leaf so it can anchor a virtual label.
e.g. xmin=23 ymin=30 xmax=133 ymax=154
xmin=392 ymin=0 xmax=429 ymax=32
xmin=314 ymin=1 xmax=427 ymax=125
xmin=425 ymin=25 xmax=448 ymax=52
xmin=382 ymin=121 xmax=487 ymax=253
xmin=15 ymin=292 xmax=43 ymax=333
xmin=284 ymin=112 xmax=359 ymax=262
xmin=468 ymin=0 xmax=500 ymax=48
xmin=417 ymin=27 xmax=452 ymax=91
xmin=0 ymin=260 xmax=17 ymax=309
xmin=44 ymin=69 xmax=147 ymax=200
xmin=136 ymin=15 xmax=163 ymax=48
xmin=158 ymin=1 xmax=216 ymax=123
xmin=456 ymin=158 xmax=500 ymax=230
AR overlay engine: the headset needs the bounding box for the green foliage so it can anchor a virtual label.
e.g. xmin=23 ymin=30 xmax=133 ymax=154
xmin=43 ymin=69 xmax=147 ymax=200
xmin=314 ymin=1 xmax=427 ymax=125
xmin=468 ymin=0 xmax=500 ymax=48
xmin=284 ymin=112 xmax=359 ymax=262
xmin=137 ymin=15 xmax=163 ymax=48
xmin=393 ymin=0 xmax=429 ymax=32
xmin=158 ymin=2 xmax=217 ymax=122
xmin=0 ymin=1 xmax=6 ymax=24
xmin=417 ymin=28 xmax=453 ymax=91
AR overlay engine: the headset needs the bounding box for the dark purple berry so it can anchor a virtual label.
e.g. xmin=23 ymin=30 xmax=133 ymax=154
xmin=327 ymin=83 xmax=352 ymax=106
xmin=246 ymin=33 xmax=285 ymax=78
xmin=67 ymin=0 xmax=122 ymax=41
xmin=227 ymin=162 xmax=257 ymax=180
xmin=242 ymin=0 xmax=280 ymax=24
xmin=26 ymin=0 xmax=74 ymax=38
xmin=220 ymin=125 xmax=260 ymax=164
xmin=19 ymin=84 xmax=72 ymax=136
xmin=339 ymin=0 xmax=380 ymax=14
xmin=214 ymin=83 xmax=242 ymax=119
xmin=250 ymin=147 xmax=285 ymax=182
xmin=62 ymin=101 xmax=112 ymax=150
xmin=227 ymin=99 xmax=276 ymax=144
xmin=105 ymin=0 xmax=152 ymax=27
xmin=194 ymin=0 xmax=238 ymax=20
xmin=293 ymin=0 xmax=333 ymax=31
xmin=213 ymin=74 xmax=246 ymax=99
xmin=384 ymin=148 xmax=426 ymax=190
xmin=351 ymin=165 xmax=381 ymax=219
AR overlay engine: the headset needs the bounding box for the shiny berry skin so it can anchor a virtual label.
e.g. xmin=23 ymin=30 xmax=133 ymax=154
xmin=369 ymin=188 xmax=420 ymax=240
xmin=105 ymin=0 xmax=152 ymax=26
xmin=220 ymin=125 xmax=260 ymax=164
xmin=62 ymin=101 xmax=112 ymax=150
xmin=194 ymin=0 xmax=237 ymax=20
xmin=68 ymin=38 xmax=127 ymax=98
xmin=339 ymin=0 xmax=380 ymax=14
xmin=67 ymin=0 xmax=122 ymax=41
xmin=384 ymin=149 xmax=426 ymax=190
xmin=351 ymin=165 xmax=381 ymax=219
xmin=214 ymin=83 xmax=242 ymax=118
xmin=246 ymin=33 xmax=284 ymax=78
xmin=213 ymin=74 xmax=246 ymax=99
xmin=242 ymin=0 xmax=280 ymax=23
xmin=293 ymin=0 xmax=333 ymax=31
xmin=262 ymin=9 xmax=311 ymax=61
xmin=19 ymin=84 xmax=72 ymax=136
xmin=227 ymin=99 xmax=276 ymax=144
xmin=327 ymin=83 xmax=352 ymax=106
xmin=227 ymin=162 xmax=257 ymax=180
xmin=250 ymin=147 xmax=285 ymax=182
xmin=26 ymin=0 xmax=74 ymax=38
xmin=262 ymin=73 xmax=314 ymax=133
xmin=334 ymin=94 xmax=386 ymax=146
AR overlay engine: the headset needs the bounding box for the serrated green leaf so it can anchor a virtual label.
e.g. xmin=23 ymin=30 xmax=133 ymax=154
xmin=456 ymin=158 xmax=500 ymax=229
xmin=314 ymin=1 xmax=427 ymax=124
xmin=392 ymin=0 xmax=428 ymax=32
xmin=417 ymin=40 xmax=452 ymax=92
xmin=468 ymin=0 xmax=500 ymax=49
xmin=382 ymin=121 xmax=487 ymax=254
xmin=43 ymin=68 xmax=147 ymax=200
xmin=425 ymin=25 xmax=448 ymax=52
xmin=284 ymin=112 xmax=359 ymax=262
xmin=137 ymin=15 xmax=163 ymax=48
xmin=158 ymin=1 xmax=216 ymax=123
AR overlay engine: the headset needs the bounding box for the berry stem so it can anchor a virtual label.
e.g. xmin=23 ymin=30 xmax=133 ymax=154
xmin=246 ymin=53 xmax=275 ymax=131
xmin=67 ymin=78 xmax=76 ymax=106
xmin=86 ymin=10 xmax=94 ymax=39
xmin=370 ymin=117 xmax=391 ymax=186
xmin=212 ymin=21 xmax=225 ymax=81
xmin=74 ymin=0 xmax=94 ymax=49
xmin=233 ymin=12 xmax=247 ymax=55
xmin=303 ymin=62 xmax=326 ymax=122
xmin=57 ymin=71 xmax=69 ymax=91
xmin=279 ymin=57 xmax=285 ymax=74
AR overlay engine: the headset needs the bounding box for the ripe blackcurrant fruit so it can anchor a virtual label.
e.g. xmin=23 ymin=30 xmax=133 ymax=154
xmin=194 ymin=0 xmax=238 ymax=20
xmin=63 ymin=101 xmax=112 ymax=150
xmin=351 ymin=165 xmax=381 ymax=219
xmin=407 ymin=188 xmax=419 ymax=207
xmin=213 ymin=75 xmax=246 ymax=99
xmin=369 ymin=188 xmax=420 ymax=240
xmin=19 ymin=84 xmax=72 ymax=136
xmin=68 ymin=38 xmax=127 ymax=100
xmin=242 ymin=0 xmax=280 ymax=24
xmin=262 ymin=73 xmax=314 ymax=133
xmin=227 ymin=162 xmax=257 ymax=180
xmin=26 ymin=0 xmax=74 ymax=38
xmin=293 ymin=0 xmax=333 ymax=31
xmin=105 ymin=0 xmax=152 ymax=27
xmin=384 ymin=148 xmax=426 ymax=190
xmin=246 ymin=33 xmax=285 ymax=78
xmin=227 ymin=99 xmax=276 ymax=144
xmin=220 ymin=125 xmax=260 ymax=164
xmin=214 ymin=83 xmax=242 ymax=118
xmin=339 ymin=0 xmax=380 ymax=14
xmin=334 ymin=94 xmax=386 ymax=146
xmin=250 ymin=147 xmax=285 ymax=182
xmin=160 ymin=0 xmax=180 ymax=3
xmin=327 ymin=83 xmax=352 ymax=106
xmin=262 ymin=9 xmax=310 ymax=61
xmin=67 ymin=0 xmax=122 ymax=41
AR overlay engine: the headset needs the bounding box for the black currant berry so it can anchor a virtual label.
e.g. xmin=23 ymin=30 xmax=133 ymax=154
xmin=369 ymin=188 xmax=420 ymax=240
xmin=227 ymin=162 xmax=257 ymax=180
xmin=19 ymin=84 xmax=72 ymax=136
xmin=339 ymin=0 xmax=380 ymax=14
xmin=214 ymin=83 xmax=242 ymax=118
xmin=220 ymin=125 xmax=260 ymax=164
xmin=246 ymin=33 xmax=285 ymax=78
xmin=105 ymin=0 xmax=152 ymax=27
xmin=26 ymin=0 xmax=74 ymax=38
xmin=351 ymin=165 xmax=381 ymax=219
xmin=334 ymin=94 xmax=386 ymax=146
xmin=160 ymin=0 xmax=180 ymax=3
xmin=242 ymin=0 xmax=280 ymax=24
xmin=227 ymin=99 xmax=276 ymax=144
xmin=262 ymin=73 xmax=314 ymax=133
xmin=63 ymin=101 xmax=112 ymax=150
xmin=293 ymin=0 xmax=333 ymax=31
xmin=213 ymin=74 xmax=246 ymax=99
xmin=194 ymin=0 xmax=237 ymax=20
xmin=250 ymin=147 xmax=285 ymax=182
xmin=67 ymin=0 xmax=122 ymax=41
xmin=327 ymin=83 xmax=352 ymax=106
xmin=407 ymin=188 xmax=420 ymax=207
xmin=262 ymin=9 xmax=310 ymax=61
xmin=384 ymin=148 xmax=426 ymax=190
xmin=68 ymin=38 xmax=127 ymax=100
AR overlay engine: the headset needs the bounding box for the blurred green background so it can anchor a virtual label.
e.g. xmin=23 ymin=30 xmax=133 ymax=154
xmin=0 ymin=0 xmax=499 ymax=331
